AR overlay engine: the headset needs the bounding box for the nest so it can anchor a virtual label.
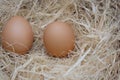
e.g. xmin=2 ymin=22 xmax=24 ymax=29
xmin=0 ymin=0 xmax=120 ymax=80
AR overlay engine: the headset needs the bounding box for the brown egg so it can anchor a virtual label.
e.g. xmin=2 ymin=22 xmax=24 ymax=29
xmin=2 ymin=16 xmax=34 ymax=54
xmin=43 ymin=21 xmax=75 ymax=57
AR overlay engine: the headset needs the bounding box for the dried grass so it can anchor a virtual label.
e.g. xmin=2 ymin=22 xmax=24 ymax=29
xmin=0 ymin=0 xmax=120 ymax=80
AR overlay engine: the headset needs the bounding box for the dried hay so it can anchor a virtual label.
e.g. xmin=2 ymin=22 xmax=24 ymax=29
xmin=0 ymin=0 xmax=120 ymax=80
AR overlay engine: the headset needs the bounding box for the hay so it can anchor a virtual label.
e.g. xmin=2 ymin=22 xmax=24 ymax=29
xmin=0 ymin=0 xmax=120 ymax=80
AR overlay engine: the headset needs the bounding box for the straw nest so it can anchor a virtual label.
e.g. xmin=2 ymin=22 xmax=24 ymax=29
xmin=0 ymin=0 xmax=120 ymax=80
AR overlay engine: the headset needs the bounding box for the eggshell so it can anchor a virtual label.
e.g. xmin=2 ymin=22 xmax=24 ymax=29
xmin=43 ymin=21 xmax=75 ymax=57
xmin=2 ymin=16 xmax=34 ymax=54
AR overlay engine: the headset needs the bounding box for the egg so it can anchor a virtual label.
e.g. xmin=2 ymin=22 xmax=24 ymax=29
xmin=2 ymin=16 xmax=34 ymax=54
xmin=43 ymin=21 xmax=75 ymax=57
